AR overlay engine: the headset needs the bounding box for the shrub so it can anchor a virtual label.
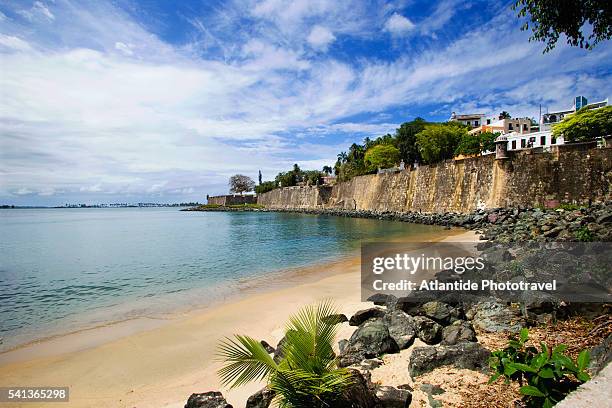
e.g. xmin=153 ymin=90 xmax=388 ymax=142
xmin=575 ymin=226 xmax=594 ymax=242
xmin=255 ymin=181 xmax=277 ymax=194
xmin=364 ymin=144 xmax=401 ymax=172
xmin=416 ymin=123 xmax=467 ymax=164
xmin=489 ymin=328 xmax=591 ymax=408
xmin=552 ymin=106 xmax=612 ymax=142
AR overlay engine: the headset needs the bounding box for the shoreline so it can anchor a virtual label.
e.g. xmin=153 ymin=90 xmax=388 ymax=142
xmin=0 ymin=228 xmax=474 ymax=408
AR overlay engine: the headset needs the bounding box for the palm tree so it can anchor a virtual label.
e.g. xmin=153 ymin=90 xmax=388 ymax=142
xmin=217 ymin=301 xmax=352 ymax=407
xmin=322 ymin=165 xmax=333 ymax=175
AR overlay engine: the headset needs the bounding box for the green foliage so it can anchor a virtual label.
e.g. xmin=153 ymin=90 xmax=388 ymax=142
xmin=303 ymin=170 xmax=324 ymax=185
xmin=218 ymin=301 xmax=352 ymax=407
xmin=489 ymin=328 xmax=591 ymax=407
xmin=499 ymin=111 xmax=512 ymax=119
xmin=575 ymin=226 xmax=594 ymax=242
xmin=255 ymin=181 xmax=278 ymax=194
xmin=416 ymin=123 xmax=467 ymax=164
xmin=396 ymin=118 xmax=427 ymax=165
xmin=364 ymin=144 xmax=401 ymax=172
xmin=552 ymin=106 xmax=612 ymax=142
xmin=556 ymin=203 xmax=584 ymax=211
xmin=455 ymin=132 xmax=499 ymax=156
xmin=513 ymin=0 xmax=612 ymax=52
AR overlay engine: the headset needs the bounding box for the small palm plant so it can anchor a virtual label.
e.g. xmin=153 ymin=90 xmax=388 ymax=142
xmin=217 ymin=301 xmax=352 ymax=407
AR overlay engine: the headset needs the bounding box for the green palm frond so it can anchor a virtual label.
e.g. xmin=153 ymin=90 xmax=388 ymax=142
xmin=217 ymin=301 xmax=353 ymax=406
xmin=217 ymin=334 xmax=278 ymax=388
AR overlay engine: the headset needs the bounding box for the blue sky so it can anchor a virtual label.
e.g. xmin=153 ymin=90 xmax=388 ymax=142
xmin=0 ymin=0 xmax=610 ymax=205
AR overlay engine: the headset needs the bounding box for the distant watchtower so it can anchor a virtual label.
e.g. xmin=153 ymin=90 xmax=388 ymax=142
xmin=495 ymin=134 xmax=509 ymax=160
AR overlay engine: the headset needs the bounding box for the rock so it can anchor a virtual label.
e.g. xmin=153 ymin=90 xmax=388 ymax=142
xmin=589 ymin=334 xmax=612 ymax=375
xmin=412 ymin=316 xmax=443 ymax=344
xmin=185 ymin=392 xmax=233 ymax=408
xmin=367 ymin=294 xmax=398 ymax=309
xmin=440 ymin=320 xmax=476 ymax=345
xmin=408 ymin=342 xmax=491 ymax=377
xmin=467 ymin=299 xmax=523 ymax=333
xmin=375 ymin=385 xmax=412 ymax=408
xmin=384 ymin=310 xmax=417 ymax=349
xmin=596 ymin=212 xmax=612 ymax=224
xmin=323 ymin=314 xmax=349 ymax=325
xmin=260 ymin=340 xmax=275 ymax=354
xmin=339 ymin=318 xmax=399 ymax=367
xmin=338 ymin=339 xmax=349 ymax=354
xmin=350 ymin=308 xmax=386 ymax=326
xmin=335 ymin=369 xmax=380 ymax=408
xmin=245 ymin=387 xmax=275 ymax=408
xmin=420 ymin=301 xmax=460 ymax=325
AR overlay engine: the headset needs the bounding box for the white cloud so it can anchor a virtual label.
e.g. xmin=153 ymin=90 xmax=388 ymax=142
xmin=114 ymin=42 xmax=133 ymax=56
xmin=384 ymin=13 xmax=415 ymax=35
xmin=307 ymin=25 xmax=335 ymax=50
xmin=0 ymin=34 xmax=32 ymax=51
xmin=18 ymin=1 xmax=55 ymax=21
xmin=0 ymin=1 xmax=610 ymax=204
xmin=0 ymin=10 xmax=7 ymax=21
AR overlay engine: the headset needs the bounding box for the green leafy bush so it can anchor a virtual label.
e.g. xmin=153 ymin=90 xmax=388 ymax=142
xmin=489 ymin=328 xmax=591 ymax=408
xmin=255 ymin=181 xmax=278 ymax=194
xmin=575 ymin=226 xmax=594 ymax=242
xmin=552 ymin=106 xmax=612 ymax=142
xmin=364 ymin=144 xmax=401 ymax=172
xmin=416 ymin=122 xmax=467 ymax=164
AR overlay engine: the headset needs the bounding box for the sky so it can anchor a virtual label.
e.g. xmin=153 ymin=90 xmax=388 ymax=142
xmin=0 ymin=0 xmax=610 ymax=206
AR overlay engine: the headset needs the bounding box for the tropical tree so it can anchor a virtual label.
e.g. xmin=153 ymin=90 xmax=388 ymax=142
xmin=229 ymin=174 xmax=256 ymax=195
xmin=499 ymin=111 xmax=512 ymax=119
xmin=255 ymin=181 xmax=277 ymax=194
xmin=553 ymin=106 xmax=612 ymax=142
xmin=364 ymin=144 xmax=401 ymax=172
xmin=217 ymin=301 xmax=352 ymax=407
xmin=395 ymin=118 xmax=427 ymax=166
xmin=322 ymin=165 xmax=333 ymax=175
xmin=455 ymin=131 xmax=499 ymax=156
xmin=513 ymin=0 xmax=612 ymax=52
xmin=416 ymin=123 xmax=467 ymax=164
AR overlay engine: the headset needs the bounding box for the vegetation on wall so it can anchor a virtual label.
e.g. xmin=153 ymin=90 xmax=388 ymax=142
xmin=364 ymin=144 xmax=401 ymax=172
xmin=416 ymin=122 xmax=467 ymax=164
xmin=552 ymin=105 xmax=612 ymax=142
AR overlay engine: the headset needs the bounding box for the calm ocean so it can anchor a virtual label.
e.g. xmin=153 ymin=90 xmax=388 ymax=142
xmin=0 ymin=208 xmax=443 ymax=351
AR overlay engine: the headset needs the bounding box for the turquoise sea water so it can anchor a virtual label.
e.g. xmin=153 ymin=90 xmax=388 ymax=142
xmin=0 ymin=208 xmax=443 ymax=351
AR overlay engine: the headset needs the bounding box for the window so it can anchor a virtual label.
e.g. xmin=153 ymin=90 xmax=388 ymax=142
xmin=523 ymin=124 xmax=528 ymax=131
xmin=487 ymin=119 xmax=491 ymax=125
xmin=508 ymin=123 xmax=513 ymax=130
xmin=540 ymin=136 xmax=546 ymax=146
xmin=521 ymin=139 xmax=526 ymax=148
xmin=512 ymin=140 xmax=516 ymax=149
xmin=474 ymin=120 xmax=479 ymax=126
xmin=551 ymin=136 xmax=556 ymax=145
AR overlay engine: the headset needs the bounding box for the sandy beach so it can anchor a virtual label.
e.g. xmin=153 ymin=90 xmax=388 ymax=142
xmin=0 ymin=229 xmax=477 ymax=408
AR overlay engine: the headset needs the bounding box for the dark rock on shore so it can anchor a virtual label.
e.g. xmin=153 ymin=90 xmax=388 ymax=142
xmin=589 ymin=334 xmax=612 ymax=375
xmin=384 ymin=310 xmax=416 ymax=349
xmin=185 ymin=392 xmax=232 ymax=408
xmin=408 ymin=342 xmax=491 ymax=377
xmin=420 ymin=301 xmax=461 ymax=325
xmin=260 ymin=340 xmax=275 ymax=354
xmin=336 ymin=369 xmax=380 ymax=408
xmin=323 ymin=313 xmax=349 ymax=325
xmin=350 ymin=308 xmax=386 ymax=326
xmin=412 ymin=316 xmax=443 ymax=344
xmin=440 ymin=320 xmax=476 ymax=345
xmin=245 ymin=387 xmax=275 ymax=408
xmin=466 ymin=299 xmax=523 ymax=333
xmin=375 ymin=385 xmax=412 ymax=408
xmin=339 ymin=318 xmax=399 ymax=367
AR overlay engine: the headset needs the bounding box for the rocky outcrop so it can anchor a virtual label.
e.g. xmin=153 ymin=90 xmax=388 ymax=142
xmin=339 ymin=318 xmax=399 ymax=367
xmin=375 ymin=385 xmax=412 ymax=408
xmin=245 ymin=387 xmax=275 ymax=408
xmin=383 ymin=310 xmax=416 ymax=349
xmin=408 ymin=342 xmax=491 ymax=377
xmin=412 ymin=316 xmax=443 ymax=345
xmin=185 ymin=392 xmax=232 ymax=408
xmin=349 ymin=308 xmax=386 ymax=326
xmin=466 ymin=299 xmax=523 ymax=333
xmin=440 ymin=320 xmax=476 ymax=345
